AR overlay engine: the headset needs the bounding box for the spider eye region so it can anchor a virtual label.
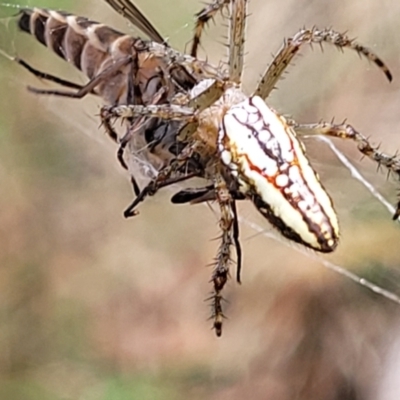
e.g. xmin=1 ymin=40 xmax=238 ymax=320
xmin=218 ymin=96 xmax=340 ymax=253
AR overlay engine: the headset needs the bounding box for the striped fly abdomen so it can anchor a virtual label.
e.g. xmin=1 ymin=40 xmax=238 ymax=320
xmin=17 ymin=8 xmax=198 ymax=170
xmin=218 ymin=96 xmax=340 ymax=253
xmin=17 ymin=8 xmax=168 ymax=105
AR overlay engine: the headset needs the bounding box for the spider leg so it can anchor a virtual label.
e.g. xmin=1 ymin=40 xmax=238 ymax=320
xmin=101 ymin=103 xmax=197 ymax=124
xmin=171 ymin=183 xmax=243 ymax=283
xmin=27 ymin=56 xmax=133 ymax=98
xmin=103 ymin=78 xmax=208 ymax=204
xmin=101 ymin=76 xmax=227 ymax=220
xmin=189 ymin=0 xmax=247 ymax=84
xmin=114 ymin=75 xmax=222 ymax=163
xmin=147 ymin=41 xmax=227 ymax=81
xmin=291 ymin=119 xmax=400 ymax=219
xmin=210 ymin=174 xmax=241 ymax=337
xmin=168 ymin=79 xmax=225 ymax=157
xmin=254 ymin=28 xmax=392 ymax=100
xmin=186 ymin=79 xmax=225 ymax=112
xmin=190 ymin=0 xmax=231 ymax=58
xmin=228 ymin=0 xmax=248 ymax=84
xmin=109 ymin=63 xmax=216 ymax=193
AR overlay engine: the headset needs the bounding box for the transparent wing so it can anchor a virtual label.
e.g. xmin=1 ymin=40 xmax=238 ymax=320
xmin=104 ymin=0 xmax=165 ymax=43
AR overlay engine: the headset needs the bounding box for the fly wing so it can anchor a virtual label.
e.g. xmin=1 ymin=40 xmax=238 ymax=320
xmin=104 ymin=0 xmax=165 ymax=43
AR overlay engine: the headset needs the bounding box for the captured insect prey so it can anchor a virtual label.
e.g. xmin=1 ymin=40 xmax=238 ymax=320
xmin=10 ymin=0 xmax=400 ymax=336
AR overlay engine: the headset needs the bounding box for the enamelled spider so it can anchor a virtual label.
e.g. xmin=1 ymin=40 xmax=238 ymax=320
xmin=14 ymin=0 xmax=400 ymax=336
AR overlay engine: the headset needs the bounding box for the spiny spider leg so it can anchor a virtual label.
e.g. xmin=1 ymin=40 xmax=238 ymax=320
xmin=189 ymin=0 xmax=247 ymax=84
xmin=176 ymin=79 xmax=226 ymax=145
xmin=146 ymin=41 xmax=227 ymax=81
xmin=110 ymin=73 xmax=206 ymax=192
xmin=228 ymin=0 xmax=248 ymax=84
xmin=170 ymin=182 xmax=242 ymax=284
xmin=186 ymin=79 xmax=225 ymax=112
xmin=101 ymin=103 xmax=197 ymax=124
xmin=254 ymin=28 xmax=392 ymax=100
xmin=291 ymin=120 xmax=400 ymax=177
xmin=27 ymin=56 xmax=133 ymax=98
xmin=291 ymin=120 xmax=400 ymax=218
xmin=15 ymin=58 xmax=92 ymax=91
xmin=211 ymin=174 xmax=240 ymax=336
xmin=172 ymin=79 xmax=226 ymax=156
xmin=190 ymin=0 xmax=231 ymax=57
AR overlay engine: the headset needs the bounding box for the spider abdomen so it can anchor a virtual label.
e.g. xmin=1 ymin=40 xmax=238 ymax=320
xmin=218 ymin=96 xmax=339 ymax=252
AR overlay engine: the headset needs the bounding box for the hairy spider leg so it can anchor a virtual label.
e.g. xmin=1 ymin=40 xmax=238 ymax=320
xmin=292 ymin=120 xmax=400 ymax=219
xmin=254 ymin=28 xmax=392 ymax=100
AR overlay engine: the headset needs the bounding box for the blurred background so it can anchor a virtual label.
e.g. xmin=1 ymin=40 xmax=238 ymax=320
xmin=1 ymin=0 xmax=400 ymax=399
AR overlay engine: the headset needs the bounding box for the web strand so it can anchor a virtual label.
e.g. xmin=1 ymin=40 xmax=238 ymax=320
xmin=317 ymin=136 xmax=398 ymax=218
xmin=241 ymin=217 xmax=400 ymax=305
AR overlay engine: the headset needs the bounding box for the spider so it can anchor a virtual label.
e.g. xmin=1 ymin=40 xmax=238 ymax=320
xmin=15 ymin=0 xmax=400 ymax=336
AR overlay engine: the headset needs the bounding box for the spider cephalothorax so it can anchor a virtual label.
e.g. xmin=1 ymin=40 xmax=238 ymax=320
xmin=15 ymin=0 xmax=399 ymax=336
